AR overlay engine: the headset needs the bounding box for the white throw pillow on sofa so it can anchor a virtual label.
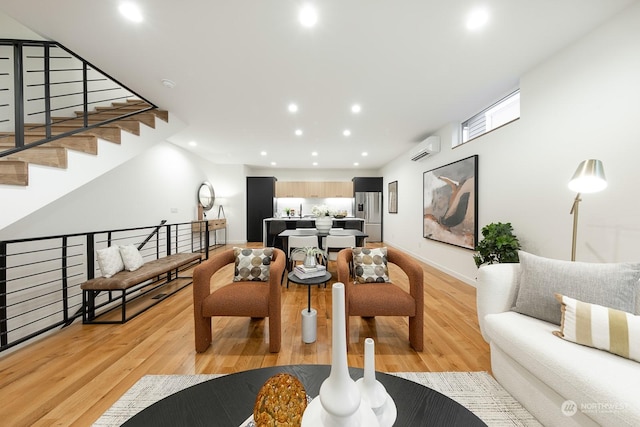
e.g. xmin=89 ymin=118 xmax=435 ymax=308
xmin=96 ymin=245 xmax=124 ymax=278
xmin=119 ymin=244 xmax=145 ymax=272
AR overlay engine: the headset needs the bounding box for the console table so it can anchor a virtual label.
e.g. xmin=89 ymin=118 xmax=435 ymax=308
xmin=121 ymin=365 xmax=486 ymax=426
xmin=192 ymin=219 xmax=227 ymax=250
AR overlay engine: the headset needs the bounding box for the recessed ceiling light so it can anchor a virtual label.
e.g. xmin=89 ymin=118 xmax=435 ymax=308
xmin=299 ymin=4 xmax=318 ymax=28
xmin=119 ymin=2 xmax=143 ymax=23
xmin=351 ymin=104 xmax=361 ymax=114
xmin=295 ymin=129 xmax=303 ymax=136
xmin=466 ymin=8 xmax=489 ymax=30
xmin=312 ymin=162 xmax=318 ymax=166
xmin=361 ymin=152 xmax=368 ymax=156
xmin=343 ymin=129 xmax=351 ymax=137
xmin=271 ymin=161 xmax=277 ymax=166
xmin=311 ymin=151 xmax=318 ymax=156
xmin=288 ymin=103 xmax=299 ymax=113
xmin=188 ymin=141 xmax=197 ymax=147
xmin=260 ymin=151 xmax=267 ymax=156
xmin=353 ymin=162 xmax=359 ymax=166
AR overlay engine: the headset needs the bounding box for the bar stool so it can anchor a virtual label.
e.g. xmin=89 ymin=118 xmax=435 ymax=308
xmin=268 ymin=220 xmax=287 ymax=251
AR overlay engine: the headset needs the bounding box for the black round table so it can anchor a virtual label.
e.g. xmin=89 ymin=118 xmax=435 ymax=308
xmin=287 ymin=271 xmax=332 ymax=312
xmin=122 ymin=365 xmax=486 ymax=426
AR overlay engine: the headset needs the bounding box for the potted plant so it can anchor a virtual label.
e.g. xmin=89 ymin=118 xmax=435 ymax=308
xmin=292 ymin=246 xmax=325 ymax=268
xmin=474 ymin=222 xmax=521 ymax=267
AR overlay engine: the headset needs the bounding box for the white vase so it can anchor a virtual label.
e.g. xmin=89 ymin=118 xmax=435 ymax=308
xmin=304 ymin=254 xmax=317 ymax=268
xmin=356 ymin=338 xmax=397 ymax=427
xmin=302 ymin=283 xmax=379 ymax=427
xmin=315 ymin=216 xmax=332 ymax=234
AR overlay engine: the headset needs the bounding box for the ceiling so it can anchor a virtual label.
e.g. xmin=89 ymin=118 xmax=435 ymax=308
xmin=1 ymin=0 xmax=636 ymax=170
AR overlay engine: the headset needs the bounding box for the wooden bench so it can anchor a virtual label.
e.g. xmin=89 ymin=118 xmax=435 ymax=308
xmin=82 ymin=252 xmax=202 ymax=324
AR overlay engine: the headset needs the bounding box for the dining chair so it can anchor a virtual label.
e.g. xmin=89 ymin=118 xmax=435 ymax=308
xmin=324 ymin=235 xmax=356 ymax=260
xmin=324 ymin=234 xmax=356 ymax=275
xmin=287 ymin=235 xmax=321 ymax=288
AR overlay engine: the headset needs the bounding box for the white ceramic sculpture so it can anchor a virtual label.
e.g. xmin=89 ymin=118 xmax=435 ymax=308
xmin=356 ymin=338 xmax=397 ymax=427
xmin=301 ymin=283 xmax=378 ymax=427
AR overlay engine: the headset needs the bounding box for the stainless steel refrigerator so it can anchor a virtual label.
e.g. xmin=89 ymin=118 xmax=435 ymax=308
xmin=355 ymin=191 xmax=382 ymax=242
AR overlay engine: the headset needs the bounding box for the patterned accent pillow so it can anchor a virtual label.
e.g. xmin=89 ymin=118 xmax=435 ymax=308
xmin=119 ymin=244 xmax=145 ymax=272
xmin=234 ymin=247 xmax=274 ymax=282
xmin=96 ymin=245 xmax=124 ymax=278
xmin=352 ymin=247 xmax=389 ymax=283
xmin=554 ymin=294 xmax=640 ymax=363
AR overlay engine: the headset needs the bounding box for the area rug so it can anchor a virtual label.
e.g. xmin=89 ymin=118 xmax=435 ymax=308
xmin=94 ymin=371 xmax=541 ymax=426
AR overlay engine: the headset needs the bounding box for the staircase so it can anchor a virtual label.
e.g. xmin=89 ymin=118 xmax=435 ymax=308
xmin=0 ymin=100 xmax=168 ymax=186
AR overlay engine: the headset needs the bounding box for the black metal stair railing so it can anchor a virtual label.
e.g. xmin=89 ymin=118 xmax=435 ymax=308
xmin=0 ymin=38 xmax=158 ymax=158
xmin=0 ymin=221 xmax=210 ymax=353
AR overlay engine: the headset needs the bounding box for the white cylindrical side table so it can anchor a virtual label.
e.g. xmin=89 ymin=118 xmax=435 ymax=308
xmin=301 ymin=308 xmax=318 ymax=343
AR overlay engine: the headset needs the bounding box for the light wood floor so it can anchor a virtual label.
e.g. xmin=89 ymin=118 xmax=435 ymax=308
xmin=0 ymin=243 xmax=490 ymax=426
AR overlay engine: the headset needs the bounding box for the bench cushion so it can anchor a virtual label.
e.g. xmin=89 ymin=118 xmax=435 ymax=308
xmin=81 ymin=252 xmax=201 ymax=291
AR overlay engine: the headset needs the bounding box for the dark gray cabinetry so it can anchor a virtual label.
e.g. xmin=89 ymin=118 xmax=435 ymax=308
xmin=247 ymin=176 xmax=276 ymax=242
xmin=352 ymin=177 xmax=383 ymax=193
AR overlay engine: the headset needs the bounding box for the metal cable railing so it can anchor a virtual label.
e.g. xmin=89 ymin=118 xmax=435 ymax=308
xmin=0 ymin=221 xmax=209 ymax=352
xmin=0 ymin=38 xmax=158 ymax=157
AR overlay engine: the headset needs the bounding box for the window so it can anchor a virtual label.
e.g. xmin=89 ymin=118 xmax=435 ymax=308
xmin=458 ymin=90 xmax=520 ymax=146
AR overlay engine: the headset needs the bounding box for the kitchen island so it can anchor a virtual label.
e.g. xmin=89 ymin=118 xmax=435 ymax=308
xmin=262 ymin=217 xmax=364 ymax=246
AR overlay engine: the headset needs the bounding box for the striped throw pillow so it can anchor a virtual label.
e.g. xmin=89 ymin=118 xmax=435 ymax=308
xmin=554 ymin=294 xmax=640 ymax=363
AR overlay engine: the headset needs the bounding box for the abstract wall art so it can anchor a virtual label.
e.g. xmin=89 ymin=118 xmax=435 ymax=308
xmin=423 ymin=155 xmax=478 ymax=250
xmin=388 ymin=180 xmax=398 ymax=213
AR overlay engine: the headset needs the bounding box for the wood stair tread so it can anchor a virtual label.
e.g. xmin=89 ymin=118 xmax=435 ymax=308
xmin=93 ymin=106 xmax=168 ymax=122
xmin=0 ymin=159 xmax=29 ymax=186
xmin=4 ymin=146 xmax=67 ymax=169
xmin=0 ymin=133 xmax=98 ymax=155
xmin=69 ymin=112 xmax=156 ymax=128
xmin=50 ymin=118 xmax=142 ymax=135
xmin=20 ymin=125 xmax=121 ymax=144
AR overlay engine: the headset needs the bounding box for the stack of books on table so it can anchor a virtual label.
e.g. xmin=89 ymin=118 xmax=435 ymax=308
xmin=294 ymin=264 xmax=327 ymax=279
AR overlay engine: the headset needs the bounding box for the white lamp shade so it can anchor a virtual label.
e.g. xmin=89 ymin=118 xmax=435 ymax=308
xmin=568 ymin=159 xmax=607 ymax=193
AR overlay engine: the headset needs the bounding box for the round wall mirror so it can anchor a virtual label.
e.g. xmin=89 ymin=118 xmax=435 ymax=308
xmin=198 ymin=181 xmax=215 ymax=211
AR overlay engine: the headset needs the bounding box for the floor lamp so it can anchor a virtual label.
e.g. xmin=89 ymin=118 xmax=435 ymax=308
xmin=568 ymin=159 xmax=607 ymax=261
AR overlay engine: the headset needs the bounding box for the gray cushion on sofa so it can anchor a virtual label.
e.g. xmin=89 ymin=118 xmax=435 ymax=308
xmin=512 ymin=251 xmax=640 ymax=325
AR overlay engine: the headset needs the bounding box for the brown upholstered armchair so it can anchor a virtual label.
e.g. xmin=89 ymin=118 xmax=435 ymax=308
xmin=192 ymin=248 xmax=285 ymax=353
xmin=336 ymin=247 xmax=424 ymax=351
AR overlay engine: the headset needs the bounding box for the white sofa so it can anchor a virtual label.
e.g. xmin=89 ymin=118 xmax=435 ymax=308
xmin=477 ymin=262 xmax=640 ymax=427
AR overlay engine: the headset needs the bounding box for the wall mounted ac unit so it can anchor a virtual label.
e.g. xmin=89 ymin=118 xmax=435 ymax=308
xmin=410 ymin=136 xmax=440 ymax=161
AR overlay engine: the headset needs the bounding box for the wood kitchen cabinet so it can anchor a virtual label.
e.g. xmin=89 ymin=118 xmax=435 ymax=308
xmin=324 ymin=181 xmax=353 ymax=197
xmin=275 ymin=181 xmax=304 ymax=197
xmin=275 ymin=181 xmax=353 ymax=198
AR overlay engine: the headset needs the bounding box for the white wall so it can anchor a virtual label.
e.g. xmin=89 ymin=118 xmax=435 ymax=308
xmin=0 ymin=141 xmax=248 ymax=244
xmin=382 ymin=3 xmax=640 ymax=286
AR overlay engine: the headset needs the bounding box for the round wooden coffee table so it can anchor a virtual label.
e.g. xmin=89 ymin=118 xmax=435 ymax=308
xmin=122 ymin=365 xmax=487 ymax=426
